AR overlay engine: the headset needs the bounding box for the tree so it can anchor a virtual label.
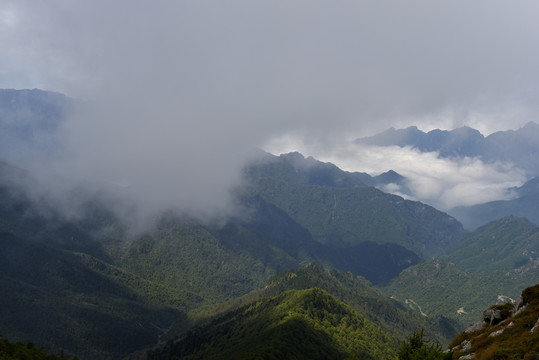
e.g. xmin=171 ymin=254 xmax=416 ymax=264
xmin=398 ymin=330 xmax=452 ymax=360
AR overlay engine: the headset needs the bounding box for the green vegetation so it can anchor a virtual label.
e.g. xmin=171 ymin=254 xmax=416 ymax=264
xmin=244 ymin=152 xmax=463 ymax=258
xmin=0 ymin=233 xmax=188 ymax=360
xmin=146 ymin=288 xmax=398 ymax=360
xmin=5 ymin=90 xmax=539 ymax=360
xmin=382 ymin=259 xmax=539 ymax=327
xmin=117 ymin=217 xmax=278 ymax=306
xmin=260 ymin=262 xmax=459 ymax=343
xmin=397 ymin=330 xmax=452 ymax=360
xmin=384 ymin=217 xmax=539 ymax=335
xmin=0 ymin=334 xmax=77 ymax=360
xmin=0 ymin=154 xmax=465 ymax=359
xmin=6 ymin=153 xmax=532 ymax=360
xmin=450 ymin=284 xmax=539 ymax=359
xmin=187 ymin=262 xmax=460 ymax=345
xmin=444 ymin=216 xmax=539 ymax=272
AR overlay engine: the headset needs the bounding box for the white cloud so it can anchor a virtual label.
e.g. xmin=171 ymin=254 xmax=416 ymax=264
xmin=1 ymin=0 xmax=538 ymax=222
xmin=264 ymin=136 xmax=526 ymax=210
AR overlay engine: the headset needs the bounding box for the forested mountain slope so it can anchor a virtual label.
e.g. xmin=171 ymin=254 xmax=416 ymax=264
xmin=244 ymin=152 xmax=464 ymax=258
xmin=0 ymin=155 xmax=461 ymax=358
xmin=383 ymin=259 xmax=539 ymax=328
xmin=3 ymin=89 xmax=539 ymax=360
xmin=184 ymin=262 xmax=460 ymax=346
xmin=145 ymin=288 xmax=397 ymax=360
xmin=384 ymin=216 xmax=539 ymax=330
xmin=444 ymin=216 xmax=539 ymax=272
xmin=0 ymin=223 xmax=187 ymax=359
xmin=257 ymin=263 xmax=459 ymax=343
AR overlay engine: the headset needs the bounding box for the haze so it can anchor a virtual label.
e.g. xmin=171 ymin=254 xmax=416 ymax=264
xmin=1 ymin=1 xmax=539 ymax=221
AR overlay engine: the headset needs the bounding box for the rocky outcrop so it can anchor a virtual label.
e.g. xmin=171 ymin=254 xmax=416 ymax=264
xmin=464 ymin=321 xmax=484 ymax=334
xmin=483 ymin=308 xmax=505 ymax=325
xmin=449 ymin=283 xmax=539 ymax=359
xmin=512 ymin=296 xmax=527 ymax=316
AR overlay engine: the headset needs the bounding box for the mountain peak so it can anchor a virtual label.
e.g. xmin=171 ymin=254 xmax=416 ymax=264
xmin=146 ymin=287 xmax=397 ymax=360
xmin=374 ymin=170 xmax=406 ymax=185
xmin=355 ymin=125 xmax=425 ymax=147
xmin=356 ymin=122 xmax=539 ymax=175
xmin=450 ymin=125 xmax=483 ymax=137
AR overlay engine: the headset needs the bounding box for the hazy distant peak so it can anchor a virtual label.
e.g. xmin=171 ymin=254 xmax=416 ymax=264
xmin=354 ymin=126 xmax=424 ymax=147
xmin=0 ymin=88 xmax=71 ymax=113
xmin=514 ymin=176 xmax=539 ymax=197
xmin=279 ymin=151 xmax=306 ymax=161
xmin=279 ymin=151 xmax=315 ymax=168
xmin=0 ymin=88 xmax=73 ymax=164
xmin=449 ymin=125 xmax=483 ymax=136
xmin=356 ymin=122 xmax=539 ymax=175
xmin=521 ymin=121 xmax=539 ymax=131
xmin=373 ymin=170 xmax=405 ymax=185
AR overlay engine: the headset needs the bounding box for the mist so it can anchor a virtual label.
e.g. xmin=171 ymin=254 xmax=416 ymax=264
xmin=264 ymin=136 xmax=527 ymax=210
xmin=2 ymin=1 xmax=539 ymax=223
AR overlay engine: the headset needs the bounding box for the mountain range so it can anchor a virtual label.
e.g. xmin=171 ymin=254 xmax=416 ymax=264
xmin=0 ymin=89 xmax=70 ymax=160
xmin=1 ymin=89 xmax=539 ymax=359
xmin=0 ymin=154 xmax=462 ymax=358
xmin=355 ymin=123 xmax=539 ymax=176
xmin=356 ymin=123 xmax=539 ymax=230
xmin=449 ymin=177 xmax=539 ymax=229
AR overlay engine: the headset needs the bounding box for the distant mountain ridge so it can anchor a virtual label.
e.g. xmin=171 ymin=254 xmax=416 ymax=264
xmin=450 ymin=177 xmax=539 ymax=229
xmin=382 ymin=258 xmax=539 ymax=328
xmin=245 ymin=152 xmax=464 ymax=259
xmin=355 ymin=122 xmax=539 ymax=175
xmin=383 ymin=217 xmax=539 ymax=327
xmin=444 ymin=216 xmax=539 ymax=272
xmin=0 ymin=89 xmax=72 ymax=160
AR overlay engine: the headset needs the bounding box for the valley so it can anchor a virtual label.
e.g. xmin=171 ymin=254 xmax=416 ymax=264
xmin=1 ymin=90 xmax=539 ymax=359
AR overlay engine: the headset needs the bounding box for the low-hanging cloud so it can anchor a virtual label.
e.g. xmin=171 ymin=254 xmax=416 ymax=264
xmin=1 ymin=1 xmax=539 ymax=223
xmin=264 ymin=137 xmax=527 ymax=210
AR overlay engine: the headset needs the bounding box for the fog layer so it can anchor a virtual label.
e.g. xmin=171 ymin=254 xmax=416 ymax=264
xmin=1 ymin=1 xmax=539 ymax=220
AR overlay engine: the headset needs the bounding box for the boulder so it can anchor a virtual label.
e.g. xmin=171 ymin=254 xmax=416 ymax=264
xmin=483 ymin=308 xmax=505 ymax=325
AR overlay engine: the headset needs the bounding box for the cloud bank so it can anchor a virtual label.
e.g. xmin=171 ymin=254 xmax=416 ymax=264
xmin=1 ymin=1 xmax=538 ymax=221
xmin=265 ymin=136 xmax=526 ymax=210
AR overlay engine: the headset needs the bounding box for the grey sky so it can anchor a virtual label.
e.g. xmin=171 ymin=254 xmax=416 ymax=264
xmin=1 ymin=1 xmax=539 ymax=219
xmin=3 ymin=1 xmax=539 ymax=132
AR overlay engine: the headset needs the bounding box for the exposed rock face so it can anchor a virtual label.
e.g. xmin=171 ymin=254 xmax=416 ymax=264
xmin=461 ymin=340 xmax=471 ymax=351
xmin=513 ymin=296 xmax=527 ymax=316
xmin=488 ymin=329 xmax=504 ymax=337
xmin=464 ymin=321 xmax=485 ymax=334
xmin=483 ymin=308 xmax=505 ymax=325
xmin=449 ymin=283 xmax=539 ymax=359
xmin=531 ymin=318 xmax=539 ymax=333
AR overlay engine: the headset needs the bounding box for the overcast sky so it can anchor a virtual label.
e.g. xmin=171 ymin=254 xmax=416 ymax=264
xmin=1 ymin=1 xmax=539 ymax=220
